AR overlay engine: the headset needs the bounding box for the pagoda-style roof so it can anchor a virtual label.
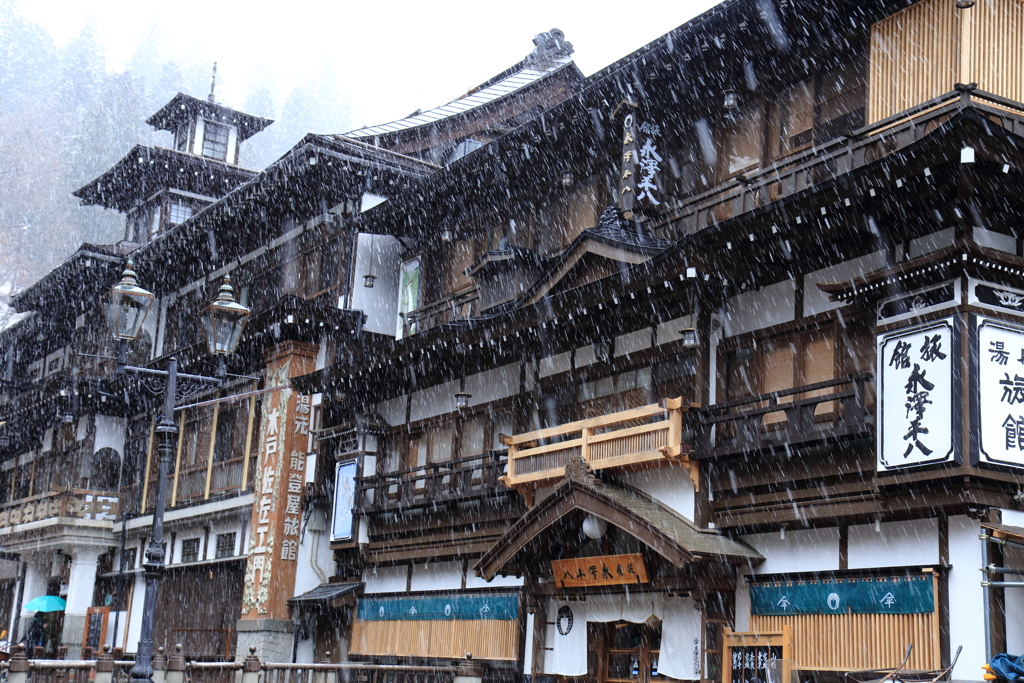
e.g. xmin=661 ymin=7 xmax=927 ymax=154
xmin=147 ymin=93 xmax=272 ymax=142
xmin=73 ymin=145 xmax=256 ymax=213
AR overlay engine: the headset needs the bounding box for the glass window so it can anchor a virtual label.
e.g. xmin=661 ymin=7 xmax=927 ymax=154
xmin=215 ymin=532 xmax=236 ymax=559
xmin=459 ymin=416 xmax=486 ymax=458
xmin=202 ymin=121 xmax=230 ymax=161
xmin=181 ymin=538 xmax=201 ymax=564
xmin=719 ymin=103 xmax=763 ymax=179
xmin=174 ymin=123 xmax=190 ymax=152
xmin=779 ymin=81 xmax=815 ymax=155
xmin=168 ymin=203 xmax=192 ymax=225
xmin=121 ymin=547 xmax=137 ymax=570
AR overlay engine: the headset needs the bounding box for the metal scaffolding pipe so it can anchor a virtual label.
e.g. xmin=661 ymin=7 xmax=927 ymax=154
xmin=982 ymin=565 xmax=1024 ymax=576
xmin=981 ymin=581 xmax=1024 ymax=587
xmin=982 ymin=532 xmax=992 ymax=663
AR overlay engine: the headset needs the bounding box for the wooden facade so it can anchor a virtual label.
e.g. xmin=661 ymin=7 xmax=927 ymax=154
xmin=3 ymin=0 xmax=1024 ymax=679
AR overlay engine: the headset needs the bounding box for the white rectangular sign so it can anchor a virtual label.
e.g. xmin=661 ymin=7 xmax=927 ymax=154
xmin=877 ymin=318 xmax=957 ymax=471
xmin=331 ymin=460 xmax=358 ymax=541
xmin=975 ymin=317 xmax=1024 ymax=468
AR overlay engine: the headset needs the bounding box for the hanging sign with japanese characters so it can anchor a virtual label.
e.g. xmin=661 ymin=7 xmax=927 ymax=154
xmin=241 ymin=341 xmax=318 ymax=621
xmin=618 ymin=108 xmax=663 ymax=218
xmin=973 ymin=316 xmax=1024 ymax=469
xmin=877 ymin=318 xmax=959 ymax=471
xmin=551 ymin=553 xmax=648 ymax=588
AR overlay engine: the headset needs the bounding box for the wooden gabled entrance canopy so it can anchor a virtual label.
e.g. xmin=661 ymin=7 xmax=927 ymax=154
xmin=475 ymin=460 xmax=762 ymax=582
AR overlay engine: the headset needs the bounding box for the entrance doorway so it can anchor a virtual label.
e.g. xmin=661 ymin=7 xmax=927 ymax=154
xmin=583 ymin=620 xmax=681 ymax=683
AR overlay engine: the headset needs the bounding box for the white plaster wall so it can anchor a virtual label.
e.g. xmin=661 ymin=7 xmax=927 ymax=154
xmin=722 ymin=280 xmax=795 ymax=337
xmin=523 ymin=612 xmax=535 ymax=674
xmin=376 ymin=395 xmax=406 ymax=427
xmin=125 ymin=573 xmax=147 ymax=653
xmin=361 ymin=193 xmax=387 ymax=212
xmin=1001 ymin=508 xmax=1024 ymax=527
xmin=93 ymin=415 xmax=127 ymax=454
xmin=620 ymin=467 xmax=695 ymax=521
xmin=539 ymin=352 xmax=571 ymax=378
xmin=656 ymin=315 xmax=692 ymax=346
xmin=410 ymin=561 xmax=463 ymax=591
xmin=294 ymin=523 xmax=333 ymax=598
xmin=734 ymin=566 xmax=752 ymax=632
xmin=908 ymin=228 xmax=955 ymax=259
xmin=465 ymin=363 xmax=520 ymax=407
xmin=409 ymin=380 xmax=458 ymax=423
xmin=948 ymin=515 xmax=985 ymax=679
xmin=743 ymin=527 xmax=841 ymax=575
xmin=975 ymin=227 xmax=1016 ymax=254
xmin=804 ymin=251 xmax=887 ymax=316
xmin=616 ymin=328 xmax=652 ymax=358
xmin=18 ymin=556 xmax=50 ymax=634
xmin=295 ymin=638 xmax=315 ymax=664
xmin=362 ymin=565 xmax=407 ymax=593
xmin=349 ymin=234 xmax=403 ymax=336
xmin=465 ymin=572 xmax=524 ymax=589
xmin=847 ymin=518 xmax=938 ymax=569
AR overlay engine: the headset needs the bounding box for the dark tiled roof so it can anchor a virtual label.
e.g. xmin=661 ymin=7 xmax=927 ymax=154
xmin=288 ymin=582 xmax=363 ymax=605
xmin=593 ymin=480 xmax=762 ymax=561
xmin=147 ymin=93 xmax=272 ymax=141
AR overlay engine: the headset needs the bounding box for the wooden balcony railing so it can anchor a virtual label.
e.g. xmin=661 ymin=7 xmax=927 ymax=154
xmin=696 ymin=373 xmax=874 ymax=458
xmin=661 ymin=88 xmax=1024 ymax=238
xmin=357 ymin=450 xmax=509 ymax=515
xmin=0 ymin=488 xmax=120 ymax=530
xmin=401 ymin=287 xmax=479 ymax=337
xmin=500 ymin=398 xmax=694 ymax=496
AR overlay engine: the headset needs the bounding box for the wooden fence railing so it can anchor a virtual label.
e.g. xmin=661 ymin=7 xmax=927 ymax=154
xmin=357 ymin=451 xmax=509 ymax=514
xmin=1 ymin=644 xmax=463 ymax=683
xmin=500 ymin=397 xmax=694 ymax=494
xmin=0 ymin=488 xmax=120 ymax=530
xmin=696 ymin=374 xmax=874 ymax=458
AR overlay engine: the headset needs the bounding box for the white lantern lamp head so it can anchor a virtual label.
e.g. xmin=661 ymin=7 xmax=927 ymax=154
xmin=104 ymin=259 xmax=155 ymax=342
xmin=679 ymin=327 xmax=699 ymax=348
xmin=200 ymin=275 xmax=251 ymax=356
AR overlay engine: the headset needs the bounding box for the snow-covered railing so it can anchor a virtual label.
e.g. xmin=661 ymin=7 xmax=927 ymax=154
xmin=0 ymin=487 xmax=120 ymax=530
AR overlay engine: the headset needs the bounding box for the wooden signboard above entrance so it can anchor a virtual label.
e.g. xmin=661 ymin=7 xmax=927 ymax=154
xmin=551 ymin=553 xmax=648 ymax=588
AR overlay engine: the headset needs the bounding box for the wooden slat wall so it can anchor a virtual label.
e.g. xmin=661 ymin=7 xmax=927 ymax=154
xmin=751 ymin=610 xmax=940 ymax=671
xmin=969 ymin=0 xmax=1024 ymax=106
xmin=350 ymin=618 xmax=520 ymax=661
xmin=869 ymin=0 xmax=961 ymax=123
xmin=870 ymin=0 xmax=1024 ymax=123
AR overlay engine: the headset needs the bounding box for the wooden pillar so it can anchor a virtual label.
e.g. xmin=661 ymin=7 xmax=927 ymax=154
xmin=237 ymin=341 xmax=318 ymax=661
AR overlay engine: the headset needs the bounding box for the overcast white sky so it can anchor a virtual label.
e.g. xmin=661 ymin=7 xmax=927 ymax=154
xmin=16 ymin=0 xmax=721 ymax=128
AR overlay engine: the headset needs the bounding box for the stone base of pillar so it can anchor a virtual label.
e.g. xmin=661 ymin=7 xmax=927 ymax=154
xmin=60 ymin=613 xmax=87 ymax=659
xmin=234 ymin=619 xmax=295 ymax=664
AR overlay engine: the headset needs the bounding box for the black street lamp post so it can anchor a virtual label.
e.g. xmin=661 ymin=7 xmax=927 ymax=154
xmin=102 ymin=261 xmax=250 ymax=683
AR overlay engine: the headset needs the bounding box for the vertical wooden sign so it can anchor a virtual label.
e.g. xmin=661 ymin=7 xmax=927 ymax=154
xmin=240 ymin=341 xmax=317 ymax=620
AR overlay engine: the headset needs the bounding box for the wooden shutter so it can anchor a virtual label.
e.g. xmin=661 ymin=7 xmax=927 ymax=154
xmin=802 ymin=331 xmax=838 ymax=421
xmin=761 ymin=344 xmax=796 ymax=429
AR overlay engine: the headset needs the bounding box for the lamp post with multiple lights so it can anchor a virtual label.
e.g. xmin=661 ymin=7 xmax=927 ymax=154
xmin=103 ymin=261 xmax=250 ymax=683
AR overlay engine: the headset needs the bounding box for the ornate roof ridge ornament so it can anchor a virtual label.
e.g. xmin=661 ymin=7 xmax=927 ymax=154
xmin=564 ymin=455 xmax=598 ymax=487
xmin=597 ymin=205 xmax=630 ymax=231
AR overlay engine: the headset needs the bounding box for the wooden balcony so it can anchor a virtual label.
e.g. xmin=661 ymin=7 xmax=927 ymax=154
xmin=500 ymin=398 xmax=695 ymax=498
xmin=696 ymin=374 xmax=874 ymax=459
xmin=0 ymin=488 xmax=120 ymax=530
xmin=357 ymin=450 xmax=510 ymax=515
xmin=400 ymin=287 xmax=479 ymax=337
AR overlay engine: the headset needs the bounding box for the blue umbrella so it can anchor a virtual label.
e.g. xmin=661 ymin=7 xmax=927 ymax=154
xmin=23 ymin=596 xmax=66 ymax=613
